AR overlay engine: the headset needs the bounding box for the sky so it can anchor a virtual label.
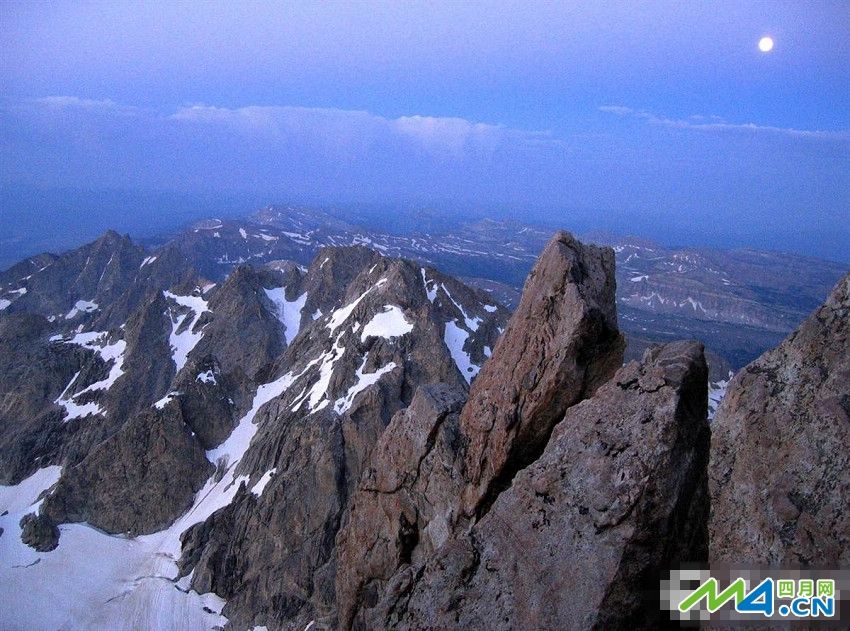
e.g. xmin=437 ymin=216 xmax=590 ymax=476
xmin=1 ymin=1 xmax=849 ymax=263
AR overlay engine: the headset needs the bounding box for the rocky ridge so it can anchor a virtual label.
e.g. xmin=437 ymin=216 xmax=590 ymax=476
xmin=0 ymin=227 xmax=508 ymax=630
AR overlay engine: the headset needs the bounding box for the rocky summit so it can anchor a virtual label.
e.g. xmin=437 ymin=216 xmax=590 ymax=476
xmin=0 ymin=221 xmax=847 ymax=630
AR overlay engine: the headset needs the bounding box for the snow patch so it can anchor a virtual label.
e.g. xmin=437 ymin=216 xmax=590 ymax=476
xmin=140 ymin=256 xmax=157 ymax=268
xmin=421 ymin=269 xmax=438 ymax=302
xmin=360 ymin=305 xmax=413 ymax=342
xmin=334 ymin=356 xmax=398 ymax=415
xmin=290 ymin=337 xmax=346 ymax=413
xmin=263 ymin=287 xmax=307 ymax=345
xmin=53 ymin=331 xmax=127 ymax=420
xmin=0 ymin=465 xmax=61 ymax=515
xmin=326 ymin=279 xmax=387 ymax=334
xmin=154 ymin=391 xmax=182 ymax=409
xmin=196 ymin=370 xmax=217 ymax=385
xmin=708 ymin=372 xmax=734 ymax=420
xmin=444 ymin=321 xmax=479 ymax=383
xmin=164 ymin=291 xmax=211 ymax=374
xmin=441 ymin=284 xmax=481 ymax=332
xmin=251 ymin=469 xmax=277 ymax=496
xmin=239 ymin=227 xmax=248 ymax=240
xmin=75 ymin=338 xmax=127 ymax=395
xmin=65 ymin=299 xmax=99 ymax=319
xmin=206 ymin=371 xmax=296 ymax=469
xmin=56 ymin=389 xmax=104 ymax=421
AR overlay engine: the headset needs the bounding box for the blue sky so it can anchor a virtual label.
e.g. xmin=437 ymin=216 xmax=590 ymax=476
xmin=1 ymin=1 xmax=848 ymax=261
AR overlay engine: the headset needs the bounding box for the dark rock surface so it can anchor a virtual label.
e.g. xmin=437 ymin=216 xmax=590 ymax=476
xmin=19 ymin=513 xmax=60 ymax=552
xmin=710 ymin=272 xmax=850 ymax=565
xmin=194 ymin=265 xmax=285 ymax=380
xmin=0 ymin=314 xmax=88 ymax=482
xmin=42 ymin=405 xmax=213 ymax=536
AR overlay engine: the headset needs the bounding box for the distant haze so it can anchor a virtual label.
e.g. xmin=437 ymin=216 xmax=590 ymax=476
xmin=1 ymin=1 xmax=848 ymax=265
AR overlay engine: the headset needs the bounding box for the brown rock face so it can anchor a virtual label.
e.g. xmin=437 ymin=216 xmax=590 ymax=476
xmin=336 ymin=384 xmax=468 ymax=629
xmin=336 ymin=232 xmax=629 ymax=629
xmin=458 ymin=230 xmax=624 ymax=519
xmin=378 ymin=341 xmax=709 ymax=631
xmin=710 ymin=272 xmax=850 ymax=565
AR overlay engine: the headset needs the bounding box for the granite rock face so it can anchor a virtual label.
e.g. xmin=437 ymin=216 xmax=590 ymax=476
xmin=710 ymin=272 xmax=850 ymax=565
xmin=458 ymin=231 xmax=625 ymax=520
xmin=342 ymin=341 xmax=709 ymax=630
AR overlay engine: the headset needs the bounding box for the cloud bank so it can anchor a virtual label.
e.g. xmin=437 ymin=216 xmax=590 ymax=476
xmin=1 ymin=95 xmax=848 ymax=263
xmin=599 ymin=105 xmax=850 ymax=141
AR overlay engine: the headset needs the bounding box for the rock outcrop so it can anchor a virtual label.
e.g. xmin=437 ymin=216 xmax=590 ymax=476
xmin=336 ymin=231 xmax=629 ymax=628
xmin=341 ymin=341 xmax=709 ymax=630
xmin=19 ymin=512 xmax=60 ymax=552
xmin=457 ymin=231 xmax=625 ymax=520
xmin=710 ymin=272 xmax=850 ymax=565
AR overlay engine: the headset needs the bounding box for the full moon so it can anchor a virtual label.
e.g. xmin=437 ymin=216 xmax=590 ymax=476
xmin=758 ymin=36 xmax=774 ymax=52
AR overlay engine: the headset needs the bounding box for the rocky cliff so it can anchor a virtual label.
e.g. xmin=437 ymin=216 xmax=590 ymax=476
xmin=710 ymin=271 xmax=850 ymax=565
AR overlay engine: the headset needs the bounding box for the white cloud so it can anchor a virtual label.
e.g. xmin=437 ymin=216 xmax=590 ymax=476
xmin=392 ymin=115 xmax=503 ymax=155
xmin=167 ymin=102 xmax=558 ymax=159
xmin=18 ymin=96 xmax=563 ymax=162
xmin=33 ymin=96 xmax=140 ymax=116
xmin=599 ymin=104 xmax=850 ymax=141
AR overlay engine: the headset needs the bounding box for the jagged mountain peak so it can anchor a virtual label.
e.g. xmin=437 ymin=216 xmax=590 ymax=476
xmin=2 ymin=221 xmax=845 ymax=631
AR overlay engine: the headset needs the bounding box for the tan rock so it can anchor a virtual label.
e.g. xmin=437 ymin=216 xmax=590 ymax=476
xmin=458 ymin=231 xmax=625 ymax=520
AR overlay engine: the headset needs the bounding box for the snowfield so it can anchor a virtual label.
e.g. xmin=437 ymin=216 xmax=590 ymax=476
xmin=0 ymin=364 xmax=312 ymax=630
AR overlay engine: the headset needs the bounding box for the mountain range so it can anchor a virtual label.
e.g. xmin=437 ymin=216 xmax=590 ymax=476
xmin=134 ymin=205 xmax=847 ymax=374
xmin=0 ymin=208 xmax=848 ymax=629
